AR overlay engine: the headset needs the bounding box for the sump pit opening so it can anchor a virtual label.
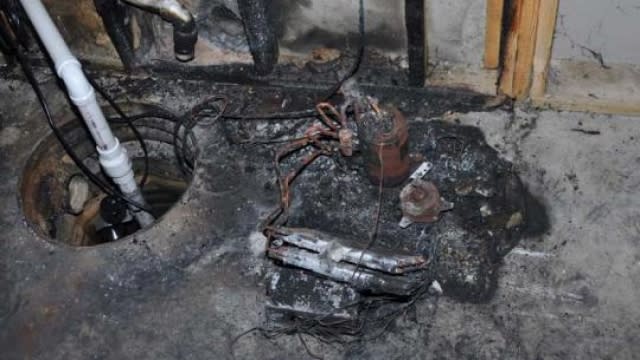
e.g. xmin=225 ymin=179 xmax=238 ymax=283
xmin=20 ymin=105 xmax=196 ymax=247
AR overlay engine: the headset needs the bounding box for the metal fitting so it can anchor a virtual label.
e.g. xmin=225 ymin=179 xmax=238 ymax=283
xmin=399 ymin=180 xmax=454 ymax=228
xmin=120 ymin=0 xmax=197 ymax=61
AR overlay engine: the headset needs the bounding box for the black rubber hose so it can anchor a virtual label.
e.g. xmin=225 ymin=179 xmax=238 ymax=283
xmin=0 ymin=0 xmax=30 ymax=48
xmin=237 ymin=0 xmax=279 ymax=75
xmin=93 ymin=0 xmax=137 ymax=69
xmin=221 ymin=0 xmax=365 ymax=120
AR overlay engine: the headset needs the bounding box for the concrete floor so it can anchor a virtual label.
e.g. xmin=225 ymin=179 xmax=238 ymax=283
xmin=0 ymin=74 xmax=639 ymax=359
xmin=436 ymin=109 xmax=640 ymax=359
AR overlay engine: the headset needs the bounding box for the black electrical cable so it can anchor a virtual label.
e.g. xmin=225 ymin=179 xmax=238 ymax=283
xmin=106 ymin=98 xmax=226 ymax=177
xmin=173 ymin=96 xmax=227 ymax=175
xmin=4 ymin=0 xmax=365 ymax=199
xmin=106 ymin=107 xmax=196 ymax=175
xmin=219 ymin=0 xmax=365 ymax=121
xmin=0 ymin=12 xmax=153 ymax=213
xmin=220 ymin=108 xmax=318 ymax=121
xmin=172 ymin=114 xmax=195 ymax=175
xmin=21 ymin=59 xmax=152 ymax=212
xmin=86 ymin=74 xmax=150 ymax=189
xmin=321 ymin=0 xmax=365 ymax=101
xmin=19 ymin=55 xmax=123 ymax=201
xmin=4 ymin=4 xmax=219 ymax=210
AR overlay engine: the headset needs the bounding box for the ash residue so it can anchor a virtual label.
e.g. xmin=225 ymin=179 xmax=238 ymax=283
xmin=278 ymin=119 xmax=548 ymax=303
xmin=217 ymin=107 xmax=547 ymax=306
xmin=359 ymin=107 xmax=396 ymax=138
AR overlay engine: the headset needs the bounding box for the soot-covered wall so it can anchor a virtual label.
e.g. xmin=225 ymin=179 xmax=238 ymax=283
xmin=193 ymin=0 xmax=486 ymax=65
xmin=28 ymin=0 xmax=487 ymax=72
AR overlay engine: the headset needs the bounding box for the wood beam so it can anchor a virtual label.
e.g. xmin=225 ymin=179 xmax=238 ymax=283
xmin=484 ymin=0 xmax=504 ymax=69
xmin=530 ymin=0 xmax=559 ymax=98
xmin=499 ymin=0 xmax=541 ymax=98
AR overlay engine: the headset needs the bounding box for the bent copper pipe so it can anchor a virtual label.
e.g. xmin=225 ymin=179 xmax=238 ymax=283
xmin=120 ymin=0 xmax=197 ymax=62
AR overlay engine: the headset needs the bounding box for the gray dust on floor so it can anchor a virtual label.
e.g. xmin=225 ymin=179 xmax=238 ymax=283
xmin=0 ymin=75 xmax=639 ymax=359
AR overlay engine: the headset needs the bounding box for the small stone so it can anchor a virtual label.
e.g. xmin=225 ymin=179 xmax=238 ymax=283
xmin=474 ymin=186 xmax=494 ymax=197
xmin=479 ymin=204 xmax=493 ymax=217
xmin=68 ymin=175 xmax=90 ymax=215
xmin=455 ymin=183 xmax=473 ymax=196
xmin=429 ymin=280 xmax=443 ymax=295
xmin=506 ymin=212 xmax=524 ymax=229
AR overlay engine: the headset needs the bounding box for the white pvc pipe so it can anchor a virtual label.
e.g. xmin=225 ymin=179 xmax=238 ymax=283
xmin=20 ymin=0 xmax=154 ymax=227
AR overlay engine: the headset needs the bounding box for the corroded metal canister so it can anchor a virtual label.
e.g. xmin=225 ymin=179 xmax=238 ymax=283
xmin=358 ymin=106 xmax=410 ymax=187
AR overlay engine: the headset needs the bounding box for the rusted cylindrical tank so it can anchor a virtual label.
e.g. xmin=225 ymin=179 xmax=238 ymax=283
xmin=358 ymin=106 xmax=410 ymax=187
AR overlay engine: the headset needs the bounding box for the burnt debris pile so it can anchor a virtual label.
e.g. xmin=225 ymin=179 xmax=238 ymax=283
xmin=253 ymin=99 xmax=546 ymax=341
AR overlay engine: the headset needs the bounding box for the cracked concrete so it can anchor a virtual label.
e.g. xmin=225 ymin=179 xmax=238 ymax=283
xmin=553 ymin=0 xmax=640 ymax=65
